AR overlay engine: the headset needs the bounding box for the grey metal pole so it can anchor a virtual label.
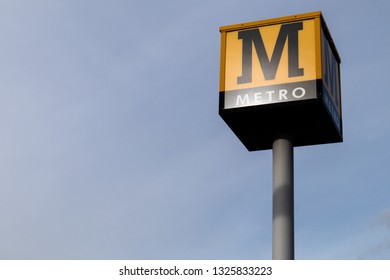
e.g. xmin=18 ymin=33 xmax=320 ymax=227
xmin=272 ymin=138 xmax=294 ymax=260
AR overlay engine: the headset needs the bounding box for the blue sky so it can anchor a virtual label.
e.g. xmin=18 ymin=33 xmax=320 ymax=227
xmin=0 ymin=0 xmax=389 ymax=259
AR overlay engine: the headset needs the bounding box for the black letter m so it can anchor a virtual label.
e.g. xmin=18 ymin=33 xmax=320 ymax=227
xmin=237 ymin=22 xmax=304 ymax=83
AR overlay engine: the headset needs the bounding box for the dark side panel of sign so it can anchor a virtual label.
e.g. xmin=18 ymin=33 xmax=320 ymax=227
xmin=321 ymin=28 xmax=342 ymax=136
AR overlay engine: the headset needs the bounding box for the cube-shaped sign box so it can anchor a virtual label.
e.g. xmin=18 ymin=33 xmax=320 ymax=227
xmin=219 ymin=12 xmax=342 ymax=151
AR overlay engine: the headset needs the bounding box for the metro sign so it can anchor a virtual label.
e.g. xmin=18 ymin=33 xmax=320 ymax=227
xmin=219 ymin=11 xmax=342 ymax=151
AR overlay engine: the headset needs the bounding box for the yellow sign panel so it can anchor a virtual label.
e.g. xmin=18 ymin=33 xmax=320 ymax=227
xmin=220 ymin=12 xmax=322 ymax=93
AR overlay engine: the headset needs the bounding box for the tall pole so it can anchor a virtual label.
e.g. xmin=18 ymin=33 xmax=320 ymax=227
xmin=272 ymin=138 xmax=294 ymax=260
